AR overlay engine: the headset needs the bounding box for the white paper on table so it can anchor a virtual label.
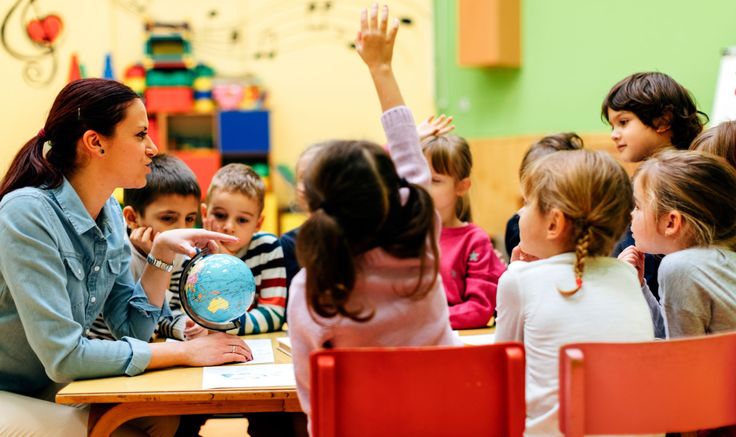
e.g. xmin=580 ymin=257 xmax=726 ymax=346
xmin=243 ymin=339 xmax=275 ymax=365
xmin=202 ymin=363 xmax=296 ymax=389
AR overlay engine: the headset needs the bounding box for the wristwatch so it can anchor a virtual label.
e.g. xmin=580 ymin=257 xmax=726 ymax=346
xmin=146 ymin=254 xmax=174 ymax=273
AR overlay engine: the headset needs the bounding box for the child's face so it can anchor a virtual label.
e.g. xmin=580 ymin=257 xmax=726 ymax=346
xmin=127 ymin=194 xmax=199 ymax=235
xmin=607 ymin=108 xmax=671 ymax=163
xmin=630 ymin=179 xmax=671 ymax=255
xmin=427 ymin=160 xmax=470 ymax=226
xmin=518 ymin=198 xmax=552 ymax=258
xmin=203 ymin=189 xmax=264 ymax=254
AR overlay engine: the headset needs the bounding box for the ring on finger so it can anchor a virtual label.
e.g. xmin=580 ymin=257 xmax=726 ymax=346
xmin=231 ymin=345 xmax=235 ymax=354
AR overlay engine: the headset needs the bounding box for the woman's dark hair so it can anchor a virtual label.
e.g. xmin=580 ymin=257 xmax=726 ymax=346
xmin=601 ymin=72 xmax=707 ymax=149
xmin=296 ymin=140 xmax=438 ymax=322
xmin=0 ymin=78 xmax=140 ymax=200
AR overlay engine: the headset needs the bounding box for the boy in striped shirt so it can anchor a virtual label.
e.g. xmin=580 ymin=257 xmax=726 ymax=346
xmin=201 ymin=163 xmax=287 ymax=334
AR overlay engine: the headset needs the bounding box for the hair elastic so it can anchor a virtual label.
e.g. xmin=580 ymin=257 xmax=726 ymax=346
xmin=37 ymin=128 xmax=46 ymax=140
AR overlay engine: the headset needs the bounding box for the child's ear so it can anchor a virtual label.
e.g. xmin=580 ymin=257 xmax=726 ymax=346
xmin=200 ymin=203 xmax=209 ymax=219
xmin=455 ymin=177 xmax=471 ymax=196
xmin=660 ymin=210 xmax=684 ymax=238
xmin=654 ymin=111 xmax=673 ymax=134
xmin=255 ymin=214 xmax=265 ymax=232
xmin=122 ymin=206 xmax=140 ymax=228
xmin=546 ymin=208 xmax=569 ymax=241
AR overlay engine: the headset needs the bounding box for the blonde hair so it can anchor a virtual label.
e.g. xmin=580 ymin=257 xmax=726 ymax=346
xmin=689 ymin=120 xmax=736 ymax=170
xmin=207 ymin=163 xmax=265 ymax=212
xmin=635 ymin=150 xmax=736 ymax=250
xmin=422 ymin=135 xmax=473 ymax=222
xmin=521 ymin=149 xmax=633 ymax=295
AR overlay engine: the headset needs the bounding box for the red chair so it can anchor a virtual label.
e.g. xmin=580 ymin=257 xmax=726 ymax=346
xmin=559 ymin=332 xmax=736 ymax=436
xmin=310 ymin=343 xmax=525 ymax=437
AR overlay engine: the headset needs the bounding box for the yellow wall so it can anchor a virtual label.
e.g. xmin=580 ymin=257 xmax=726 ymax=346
xmin=0 ymin=0 xmax=435 ymax=208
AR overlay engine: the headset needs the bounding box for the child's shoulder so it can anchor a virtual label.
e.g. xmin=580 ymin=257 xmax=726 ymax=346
xmin=243 ymin=232 xmax=283 ymax=258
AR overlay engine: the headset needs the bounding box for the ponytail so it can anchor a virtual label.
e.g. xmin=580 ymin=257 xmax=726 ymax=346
xmin=296 ymin=208 xmax=374 ymax=322
xmin=0 ymin=134 xmax=63 ymax=200
xmin=0 ymin=79 xmax=139 ymax=202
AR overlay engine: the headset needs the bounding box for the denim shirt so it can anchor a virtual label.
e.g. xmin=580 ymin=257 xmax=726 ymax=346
xmin=0 ymin=179 xmax=169 ymax=394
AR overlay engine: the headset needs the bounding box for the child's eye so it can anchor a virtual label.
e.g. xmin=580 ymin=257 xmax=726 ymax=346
xmin=185 ymin=216 xmax=197 ymax=225
xmin=619 ymin=119 xmax=628 ymax=127
xmin=237 ymin=217 xmax=249 ymax=225
xmin=213 ymin=212 xmax=227 ymax=220
xmin=159 ymin=215 xmax=176 ymax=223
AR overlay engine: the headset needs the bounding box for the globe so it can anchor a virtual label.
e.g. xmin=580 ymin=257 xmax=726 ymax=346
xmin=179 ymin=251 xmax=256 ymax=331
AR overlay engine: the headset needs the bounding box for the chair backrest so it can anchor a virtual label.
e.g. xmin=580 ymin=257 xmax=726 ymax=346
xmin=559 ymin=331 xmax=736 ymax=436
xmin=310 ymin=342 xmax=525 ymax=437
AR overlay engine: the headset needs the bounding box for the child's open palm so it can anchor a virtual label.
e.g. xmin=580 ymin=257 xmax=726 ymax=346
xmin=355 ymin=4 xmax=399 ymax=70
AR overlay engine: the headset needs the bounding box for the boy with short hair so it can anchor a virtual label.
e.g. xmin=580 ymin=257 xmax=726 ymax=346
xmin=87 ymin=154 xmax=205 ymax=341
xmin=201 ymin=163 xmax=287 ymax=334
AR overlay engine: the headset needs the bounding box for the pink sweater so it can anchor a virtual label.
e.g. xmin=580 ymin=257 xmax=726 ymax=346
xmin=286 ymin=106 xmax=460 ymax=417
xmin=440 ymin=224 xmax=506 ymax=329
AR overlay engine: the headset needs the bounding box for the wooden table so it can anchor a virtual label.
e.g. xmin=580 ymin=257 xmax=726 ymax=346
xmin=56 ymin=332 xmax=299 ymax=437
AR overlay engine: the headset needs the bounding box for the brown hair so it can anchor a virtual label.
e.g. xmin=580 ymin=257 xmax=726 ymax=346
xmin=519 ymin=132 xmax=584 ymax=179
xmin=601 ymin=72 xmax=707 ymax=149
xmin=521 ymin=149 xmax=633 ymax=295
xmin=206 ymin=163 xmax=265 ymax=212
xmin=296 ymin=140 xmax=439 ymax=322
xmin=422 ymin=135 xmax=472 ymax=221
xmin=689 ymin=120 xmax=736 ymax=170
xmin=635 ymin=150 xmax=736 ymax=250
xmin=0 ymin=79 xmax=140 ymax=200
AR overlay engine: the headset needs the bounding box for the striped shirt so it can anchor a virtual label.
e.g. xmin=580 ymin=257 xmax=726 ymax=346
xmin=229 ymin=232 xmax=287 ymax=334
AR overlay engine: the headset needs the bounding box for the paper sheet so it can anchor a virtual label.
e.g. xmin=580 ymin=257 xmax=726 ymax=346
xmin=455 ymin=332 xmax=496 ymax=345
xmin=202 ymin=363 xmax=296 ymax=389
xmin=243 ymin=339 xmax=275 ymax=365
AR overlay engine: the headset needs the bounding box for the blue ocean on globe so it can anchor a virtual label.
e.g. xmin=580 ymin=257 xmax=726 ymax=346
xmin=182 ymin=253 xmax=256 ymax=324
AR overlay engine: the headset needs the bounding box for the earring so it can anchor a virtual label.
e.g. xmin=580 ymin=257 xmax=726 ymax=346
xmin=100 ymin=149 xmax=105 ymax=155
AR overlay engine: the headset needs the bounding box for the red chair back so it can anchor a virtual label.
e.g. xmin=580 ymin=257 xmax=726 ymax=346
xmin=310 ymin=343 xmax=525 ymax=437
xmin=559 ymin=332 xmax=736 ymax=436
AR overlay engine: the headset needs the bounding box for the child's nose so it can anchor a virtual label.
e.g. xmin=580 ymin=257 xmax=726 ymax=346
xmin=610 ymin=129 xmax=620 ymax=141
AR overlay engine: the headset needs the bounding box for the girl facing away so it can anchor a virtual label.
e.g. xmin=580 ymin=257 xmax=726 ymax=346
xmin=618 ymin=150 xmax=736 ymax=339
xmin=286 ymin=4 xmax=459 ymax=430
xmin=422 ymin=134 xmax=506 ymax=329
xmin=690 ymin=119 xmax=736 ymax=169
xmin=495 ymin=149 xmax=654 ymax=437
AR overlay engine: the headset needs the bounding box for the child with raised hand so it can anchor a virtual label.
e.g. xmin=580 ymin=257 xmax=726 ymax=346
xmin=287 ymin=3 xmax=459 ymax=427
xmin=422 ymin=134 xmax=505 ymax=329
xmin=690 ymin=119 xmax=736 ymax=169
xmin=201 ymin=163 xmax=287 ymax=334
xmin=88 ymin=154 xmax=207 ymax=341
xmin=603 ymin=72 xmax=707 ymax=299
xmin=619 ymin=150 xmax=736 ymax=339
xmin=504 ymin=133 xmax=584 ymax=258
xmin=495 ymin=149 xmax=654 ymax=436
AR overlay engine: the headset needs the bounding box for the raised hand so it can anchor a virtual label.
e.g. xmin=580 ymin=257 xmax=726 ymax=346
xmin=417 ymin=114 xmax=456 ymax=142
xmin=355 ymin=3 xmax=399 ymax=71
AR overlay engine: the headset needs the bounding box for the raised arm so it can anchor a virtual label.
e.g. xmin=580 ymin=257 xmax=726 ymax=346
xmin=356 ymin=4 xmax=429 ymax=189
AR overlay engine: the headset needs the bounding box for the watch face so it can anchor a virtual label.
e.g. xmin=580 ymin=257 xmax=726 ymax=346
xmin=179 ymin=251 xmax=256 ymax=331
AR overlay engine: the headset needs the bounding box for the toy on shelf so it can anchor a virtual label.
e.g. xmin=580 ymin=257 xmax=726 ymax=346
xmin=193 ymin=63 xmax=215 ymax=113
xmin=212 ymin=74 xmax=268 ymax=111
xmin=123 ymin=64 xmax=146 ymax=96
xmin=102 ymin=53 xmax=115 ymax=80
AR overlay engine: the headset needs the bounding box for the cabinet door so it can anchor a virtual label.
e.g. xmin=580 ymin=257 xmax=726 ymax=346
xmin=218 ymin=110 xmax=270 ymax=154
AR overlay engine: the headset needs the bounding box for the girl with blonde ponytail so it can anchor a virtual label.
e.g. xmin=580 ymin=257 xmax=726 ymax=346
xmin=495 ymin=149 xmax=654 ymax=436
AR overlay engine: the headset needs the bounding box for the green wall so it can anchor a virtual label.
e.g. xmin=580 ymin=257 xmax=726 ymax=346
xmin=434 ymin=0 xmax=736 ymax=138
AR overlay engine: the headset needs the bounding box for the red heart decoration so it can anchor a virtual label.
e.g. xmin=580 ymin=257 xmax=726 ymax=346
xmin=26 ymin=14 xmax=63 ymax=45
